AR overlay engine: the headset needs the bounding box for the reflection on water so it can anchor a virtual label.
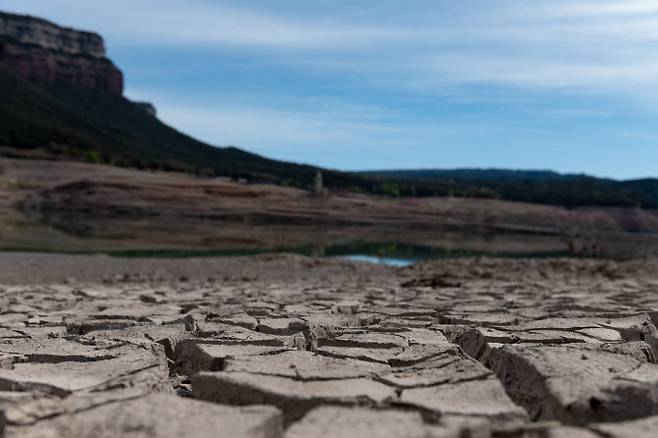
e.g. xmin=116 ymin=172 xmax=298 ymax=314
xmin=320 ymin=241 xmax=566 ymax=259
xmin=0 ymin=239 xmax=572 ymax=264
xmin=4 ymin=210 xmax=658 ymax=260
xmin=338 ymin=255 xmax=417 ymax=267
xmin=329 ymin=241 xmax=571 ymax=267
xmin=87 ymin=241 xmax=571 ymax=264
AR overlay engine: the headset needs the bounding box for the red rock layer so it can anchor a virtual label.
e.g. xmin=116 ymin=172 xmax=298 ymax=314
xmin=0 ymin=12 xmax=123 ymax=95
xmin=0 ymin=41 xmax=123 ymax=95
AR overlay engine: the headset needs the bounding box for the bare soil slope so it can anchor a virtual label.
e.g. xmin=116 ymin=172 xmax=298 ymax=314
xmin=2 ymin=158 xmax=658 ymax=256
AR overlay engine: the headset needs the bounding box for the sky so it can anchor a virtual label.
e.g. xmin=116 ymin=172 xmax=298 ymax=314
xmin=3 ymin=0 xmax=658 ymax=179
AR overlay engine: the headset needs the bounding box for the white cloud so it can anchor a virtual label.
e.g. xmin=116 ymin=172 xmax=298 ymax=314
xmin=422 ymin=54 xmax=658 ymax=90
xmin=152 ymin=101 xmax=428 ymax=154
xmin=6 ymin=0 xmax=658 ymax=95
xmin=3 ymin=0 xmax=657 ymax=177
xmin=124 ymin=86 xmax=475 ymax=168
xmin=2 ymin=0 xmax=417 ymax=50
xmin=524 ymin=0 xmax=658 ymax=19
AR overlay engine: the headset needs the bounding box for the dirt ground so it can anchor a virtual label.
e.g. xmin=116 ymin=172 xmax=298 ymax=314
xmin=1 ymin=252 xmax=658 ymax=437
xmin=3 ymin=158 xmax=658 ymax=258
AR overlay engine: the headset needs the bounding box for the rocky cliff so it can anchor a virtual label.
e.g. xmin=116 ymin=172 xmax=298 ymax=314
xmin=0 ymin=11 xmax=123 ymax=95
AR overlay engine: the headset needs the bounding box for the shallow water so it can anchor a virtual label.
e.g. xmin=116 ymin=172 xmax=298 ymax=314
xmin=338 ymin=254 xmax=417 ymax=267
xmin=0 ymin=241 xmax=571 ymax=266
xmin=4 ymin=212 xmax=658 ymax=261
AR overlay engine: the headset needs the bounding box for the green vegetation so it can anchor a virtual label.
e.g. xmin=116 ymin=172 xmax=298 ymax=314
xmin=0 ymin=66 xmax=364 ymax=188
xmin=1 ymin=66 xmax=657 ymax=208
xmin=359 ymin=170 xmax=658 ymax=208
xmin=0 ymin=177 xmax=32 ymax=191
xmin=0 ymin=242 xmax=571 ymax=260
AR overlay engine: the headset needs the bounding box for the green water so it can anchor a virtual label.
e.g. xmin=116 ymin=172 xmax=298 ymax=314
xmin=100 ymin=241 xmax=569 ymax=264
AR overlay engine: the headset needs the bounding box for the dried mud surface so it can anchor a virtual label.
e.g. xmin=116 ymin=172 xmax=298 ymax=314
xmin=1 ymin=252 xmax=658 ymax=437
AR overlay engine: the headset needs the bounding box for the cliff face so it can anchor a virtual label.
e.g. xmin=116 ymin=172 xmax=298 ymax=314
xmin=0 ymin=12 xmax=123 ymax=95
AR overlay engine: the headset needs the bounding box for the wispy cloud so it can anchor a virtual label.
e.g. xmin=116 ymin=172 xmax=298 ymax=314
xmin=524 ymin=0 xmax=658 ymax=19
xmin=136 ymin=92 xmax=439 ymax=159
xmin=421 ymin=54 xmax=658 ymax=90
xmin=4 ymin=0 xmax=658 ymax=177
xmin=3 ymin=0 xmax=416 ymax=50
xmin=7 ymin=0 xmax=658 ymax=93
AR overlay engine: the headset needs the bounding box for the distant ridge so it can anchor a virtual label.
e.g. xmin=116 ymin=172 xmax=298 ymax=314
xmin=357 ymin=169 xmax=658 ymax=208
xmin=0 ymin=10 xmax=365 ymax=189
xmin=357 ymin=168 xmax=590 ymax=182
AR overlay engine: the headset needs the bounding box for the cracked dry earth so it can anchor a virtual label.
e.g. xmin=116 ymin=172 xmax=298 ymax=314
xmin=2 ymin=254 xmax=658 ymax=437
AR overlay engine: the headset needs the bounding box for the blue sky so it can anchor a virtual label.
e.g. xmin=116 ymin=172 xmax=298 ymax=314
xmin=3 ymin=0 xmax=658 ymax=179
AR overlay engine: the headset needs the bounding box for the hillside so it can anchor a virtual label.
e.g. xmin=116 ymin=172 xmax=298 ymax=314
xmin=0 ymin=11 xmax=367 ymax=189
xmin=358 ymin=168 xmax=583 ymax=181
xmin=0 ymin=66 xmax=321 ymax=184
xmin=358 ymin=169 xmax=658 ymax=208
xmin=3 ymin=157 xmax=658 ymax=258
xmin=1 ymin=10 xmax=658 ymax=209
xmin=4 ymin=60 xmax=658 ymax=208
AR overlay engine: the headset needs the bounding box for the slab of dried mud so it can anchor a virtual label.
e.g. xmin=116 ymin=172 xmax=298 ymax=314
xmin=1 ymin=253 xmax=658 ymax=437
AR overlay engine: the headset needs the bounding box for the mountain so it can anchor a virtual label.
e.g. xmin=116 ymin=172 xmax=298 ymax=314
xmin=0 ymin=11 xmax=123 ymax=94
xmin=358 ymin=169 xmax=658 ymax=208
xmin=1 ymin=10 xmax=657 ymax=209
xmin=0 ymin=11 xmax=368 ymax=189
xmin=358 ymin=168 xmax=585 ymax=181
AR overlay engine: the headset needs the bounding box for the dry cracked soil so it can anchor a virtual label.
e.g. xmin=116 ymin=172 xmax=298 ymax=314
xmin=1 ymin=252 xmax=658 ymax=437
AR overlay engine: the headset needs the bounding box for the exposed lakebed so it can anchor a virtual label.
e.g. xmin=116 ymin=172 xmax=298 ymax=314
xmin=2 ymin=252 xmax=658 ymax=437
